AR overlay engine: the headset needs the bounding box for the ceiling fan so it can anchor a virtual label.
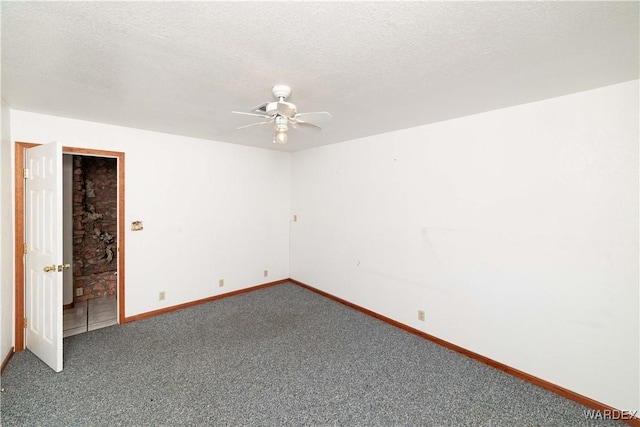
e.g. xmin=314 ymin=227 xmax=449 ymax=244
xmin=232 ymin=85 xmax=332 ymax=144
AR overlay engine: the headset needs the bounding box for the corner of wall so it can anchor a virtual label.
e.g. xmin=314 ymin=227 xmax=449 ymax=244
xmin=1 ymin=102 xmax=16 ymax=360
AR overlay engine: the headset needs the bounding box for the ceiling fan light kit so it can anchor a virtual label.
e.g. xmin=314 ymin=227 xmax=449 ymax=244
xmin=233 ymin=85 xmax=332 ymax=144
xmin=274 ymin=131 xmax=288 ymax=144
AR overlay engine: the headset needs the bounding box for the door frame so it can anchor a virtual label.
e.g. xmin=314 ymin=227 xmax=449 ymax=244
xmin=14 ymin=141 xmax=126 ymax=351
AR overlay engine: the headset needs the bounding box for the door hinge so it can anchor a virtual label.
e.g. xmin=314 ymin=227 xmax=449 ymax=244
xmin=23 ymin=318 xmax=28 ymax=328
xmin=23 ymin=168 xmax=29 ymax=179
xmin=23 ymin=243 xmax=28 ymax=254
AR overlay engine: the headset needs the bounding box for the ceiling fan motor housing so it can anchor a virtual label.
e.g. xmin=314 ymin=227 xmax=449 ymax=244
xmin=265 ymin=101 xmax=296 ymax=117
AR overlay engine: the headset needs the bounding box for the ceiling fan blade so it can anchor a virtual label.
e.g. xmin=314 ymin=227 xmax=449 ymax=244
xmin=291 ymin=121 xmax=321 ymax=133
xmin=294 ymin=111 xmax=333 ymax=123
xmin=236 ymin=120 xmax=273 ymax=130
xmin=249 ymin=102 xmax=269 ymax=114
xmin=277 ymin=102 xmax=296 ymax=117
xmin=232 ymin=111 xmax=272 ymax=119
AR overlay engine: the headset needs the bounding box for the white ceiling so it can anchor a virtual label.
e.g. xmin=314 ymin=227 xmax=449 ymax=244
xmin=2 ymin=1 xmax=638 ymax=152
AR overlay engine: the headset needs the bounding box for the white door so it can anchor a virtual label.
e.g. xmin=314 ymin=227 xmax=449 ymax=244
xmin=24 ymin=141 xmax=64 ymax=372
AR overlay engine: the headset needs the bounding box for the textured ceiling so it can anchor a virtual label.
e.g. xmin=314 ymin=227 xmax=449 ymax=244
xmin=1 ymin=1 xmax=638 ymax=152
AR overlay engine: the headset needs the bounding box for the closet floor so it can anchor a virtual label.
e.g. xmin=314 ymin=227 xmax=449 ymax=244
xmin=63 ymin=295 xmax=117 ymax=337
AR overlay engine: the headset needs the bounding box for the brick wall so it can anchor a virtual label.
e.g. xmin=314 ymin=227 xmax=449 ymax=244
xmin=72 ymin=156 xmax=117 ymax=301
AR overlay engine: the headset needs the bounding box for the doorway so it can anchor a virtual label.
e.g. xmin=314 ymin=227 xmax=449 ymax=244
xmin=62 ymin=155 xmax=118 ymax=337
xmin=14 ymin=142 xmax=126 ymax=352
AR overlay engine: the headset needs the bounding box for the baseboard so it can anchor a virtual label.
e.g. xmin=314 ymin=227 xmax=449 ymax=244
xmin=1 ymin=346 xmax=15 ymax=374
xmin=123 ymin=279 xmax=289 ymax=323
xmin=289 ymin=278 xmax=640 ymax=427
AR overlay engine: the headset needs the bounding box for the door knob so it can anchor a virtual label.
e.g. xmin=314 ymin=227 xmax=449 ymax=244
xmin=57 ymin=263 xmax=71 ymax=272
xmin=43 ymin=265 xmax=56 ymax=273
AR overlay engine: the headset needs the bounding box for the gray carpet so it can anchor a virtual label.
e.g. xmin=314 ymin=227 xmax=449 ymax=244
xmin=0 ymin=283 xmax=623 ymax=426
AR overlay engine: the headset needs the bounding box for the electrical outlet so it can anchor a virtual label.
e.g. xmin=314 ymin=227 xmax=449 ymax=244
xmin=219 ymin=279 xmax=224 ymax=287
xmin=418 ymin=310 xmax=425 ymax=321
xmin=159 ymin=291 xmax=165 ymax=301
xmin=264 ymin=269 xmax=268 ymax=277
xmin=75 ymin=287 xmax=83 ymax=297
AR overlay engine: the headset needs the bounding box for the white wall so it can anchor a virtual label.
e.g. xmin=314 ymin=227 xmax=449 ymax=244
xmin=291 ymin=80 xmax=639 ymax=412
xmin=10 ymin=111 xmax=291 ymax=317
xmin=1 ymin=101 xmax=14 ymax=362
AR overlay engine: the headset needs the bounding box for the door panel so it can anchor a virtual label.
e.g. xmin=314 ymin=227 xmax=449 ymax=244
xmin=24 ymin=141 xmax=63 ymax=372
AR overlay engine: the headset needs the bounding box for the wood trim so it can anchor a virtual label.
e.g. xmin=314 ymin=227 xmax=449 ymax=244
xmin=117 ymin=152 xmax=125 ymax=325
xmin=123 ymin=279 xmax=289 ymax=323
xmin=14 ymin=142 xmax=126 ymax=350
xmin=1 ymin=346 xmax=15 ymax=374
xmin=14 ymin=142 xmax=37 ymax=351
xmin=63 ymin=303 xmax=74 ymax=310
xmin=289 ymin=278 xmax=640 ymax=427
xmin=60 ymin=147 xmax=124 ymax=157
